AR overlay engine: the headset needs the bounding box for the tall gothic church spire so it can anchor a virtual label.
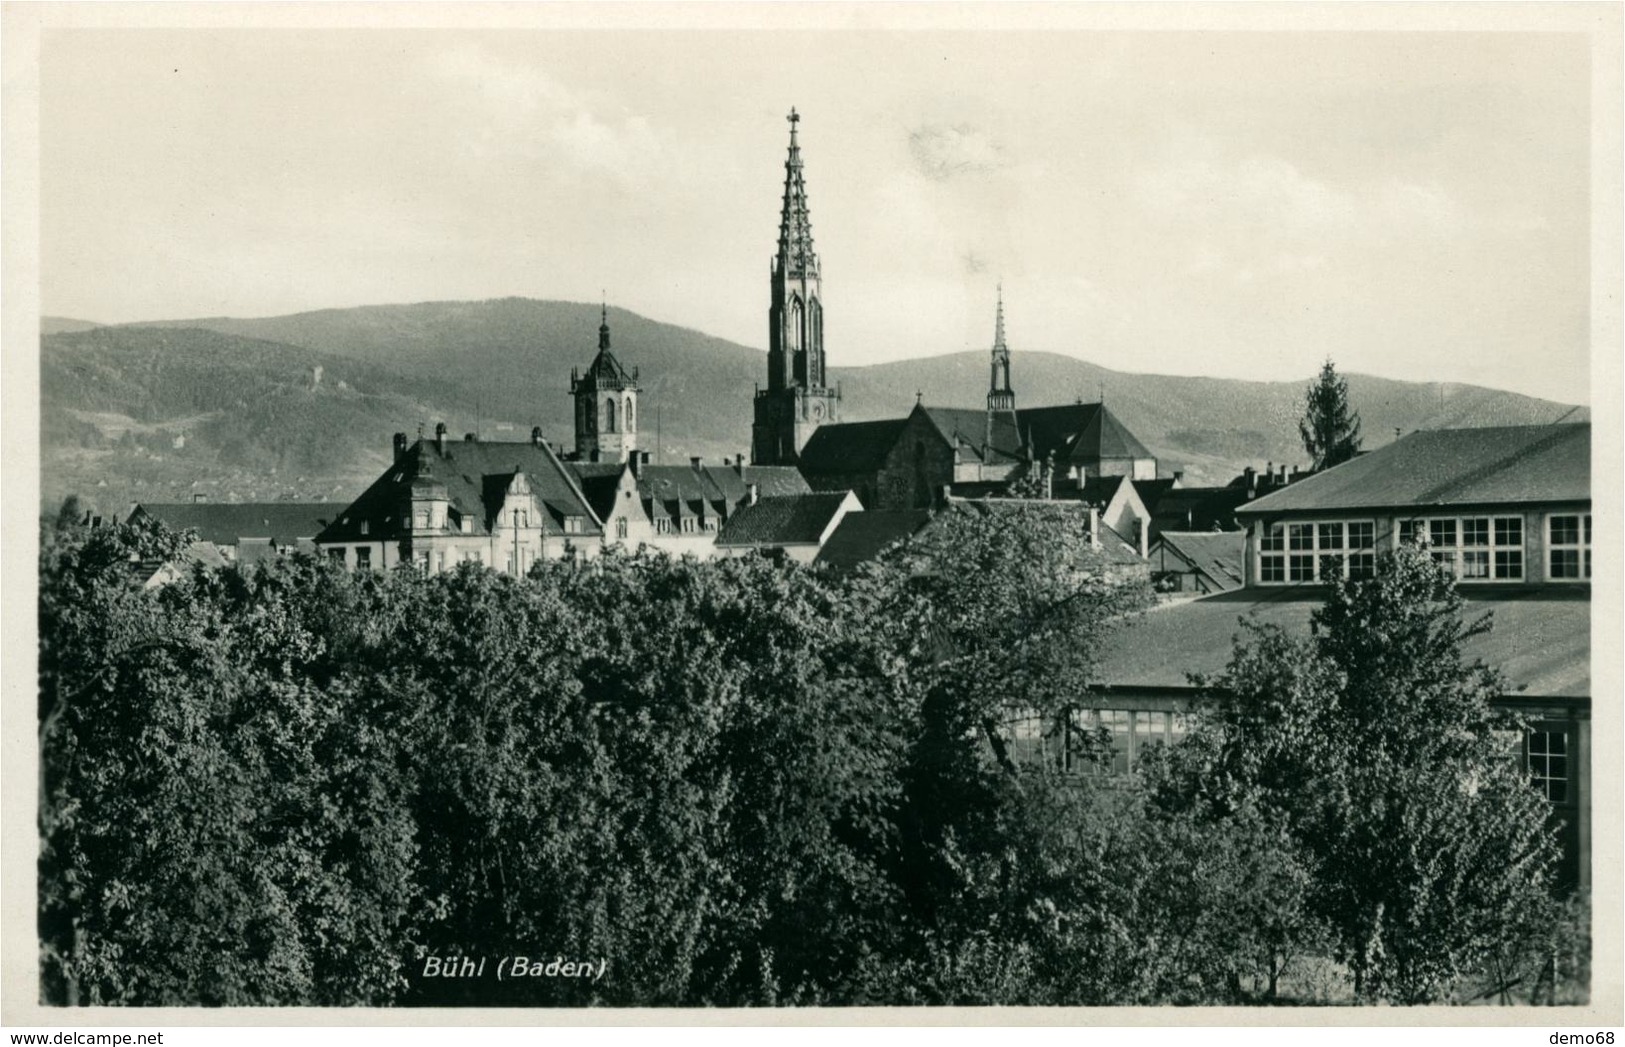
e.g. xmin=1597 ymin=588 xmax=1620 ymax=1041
xmin=753 ymin=108 xmax=841 ymax=465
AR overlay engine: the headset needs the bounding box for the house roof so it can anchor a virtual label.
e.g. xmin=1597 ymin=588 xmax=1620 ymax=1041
xmin=131 ymin=502 xmax=350 ymax=546
xmin=1093 ymin=585 xmax=1590 ymax=698
xmin=1148 ymin=485 xmax=1254 ymax=534
xmin=1239 ymin=423 xmax=1590 ymax=516
xmin=814 ymin=509 xmax=934 ymax=571
xmin=316 ymin=438 xmax=601 ymax=543
xmin=716 ymin=492 xmax=853 ymax=547
xmin=797 ymin=418 xmax=912 ymax=475
xmin=570 ymin=461 xmax=810 ymax=518
xmin=1152 ymin=530 xmax=1247 ymax=591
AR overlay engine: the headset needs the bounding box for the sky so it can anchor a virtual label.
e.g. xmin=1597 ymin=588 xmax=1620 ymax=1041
xmin=40 ymin=25 xmax=1595 ymax=404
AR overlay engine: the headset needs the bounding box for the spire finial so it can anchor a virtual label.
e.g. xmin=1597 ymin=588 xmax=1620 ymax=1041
xmin=994 ymin=281 xmax=1006 ymax=349
xmin=598 ymin=294 xmax=611 ymax=351
xmin=916 ymin=389 xmax=923 ymax=406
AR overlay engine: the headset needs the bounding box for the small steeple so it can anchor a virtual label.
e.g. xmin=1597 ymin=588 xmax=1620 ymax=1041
xmin=988 ymin=282 xmax=1015 ymax=414
xmin=599 ymin=296 xmax=610 ymax=351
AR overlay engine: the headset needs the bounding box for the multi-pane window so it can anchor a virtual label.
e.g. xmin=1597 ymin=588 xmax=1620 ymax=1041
xmin=1257 ymin=520 xmax=1374 ymax=584
xmin=355 ymin=547 xmax=371 ymax=569
xmin=615 ymin=518 xmax=629 ymax=540
xmin=1527 ymin=730 xmax=1568 ymax=803
xmin=1399 ymin=515 xmax=1524 ymax=581
xmin=1547 ymin=514 xmax=1591 ymax=581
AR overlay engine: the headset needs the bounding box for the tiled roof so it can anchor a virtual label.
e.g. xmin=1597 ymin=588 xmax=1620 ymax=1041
xmin=317 ymin=438 xmax=601 ymax=543
xmin=1016 ymin=403 xmax=1154 ymax=466
xmin=814 ymin=510 xmax=933 ymax=571
xmin=1153 ymin=530 xmax=1246 ymax=591
xmin=1239 ymin=423 xmax=1590 ymax=515
xmin=1094 ymin=585 xmax=1590 ymax=698
xmin=921 ymin=406 xmax=1024 ymax=462
xmin=716 ymin=492 xmax=853 ymax=547
xmin=797 ymin=419 xmax=911 ymax=475
xmin=131 ymin=502 xmax=350 ymax=546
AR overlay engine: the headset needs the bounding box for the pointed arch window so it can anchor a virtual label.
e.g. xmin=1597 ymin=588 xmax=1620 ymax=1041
xmin=624 ymin=396 xmax=636 ymax=431
xmin=808 ymin=297 xmax=823 ymax=385
xmin=604 ymin=397 xmax=618 ymax=432
xmin=789 ymin=297 xmax=804 ymax=355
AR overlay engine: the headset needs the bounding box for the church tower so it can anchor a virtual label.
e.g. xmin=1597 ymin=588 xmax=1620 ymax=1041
xmin=753 ymin=108 xmax=841 ymax=466
xmin=987 ymin=283 xmax=1015 ymax=413
xmin=570 ymin=304 xmax=640 ymax=462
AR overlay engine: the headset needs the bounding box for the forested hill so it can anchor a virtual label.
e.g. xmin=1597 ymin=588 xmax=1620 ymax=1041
xmin=42 ymin=298 xmax=1587 ymax=517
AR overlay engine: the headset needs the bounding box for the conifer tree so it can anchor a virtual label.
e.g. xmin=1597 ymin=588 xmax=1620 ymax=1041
xmin=1299 ymin=359 xmax=1363 ymax=471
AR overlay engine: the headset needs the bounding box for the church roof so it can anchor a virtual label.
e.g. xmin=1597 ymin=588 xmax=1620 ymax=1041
xmin=573 ymin=306 xmax=638 ymax=391
xmin=716 ymin=492 xmax=853 ymax=547
xmin=1016 ymin=403 xmax=1155 ymax=466
xmin=317 ymin=437 xmax=601 ymax=543
xmin=920 ymin=406 xmax=1024 ymax=463
xmin=797 ymin=418 xmax=912 ymax=475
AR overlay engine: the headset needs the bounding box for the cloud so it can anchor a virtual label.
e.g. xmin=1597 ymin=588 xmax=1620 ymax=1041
xmin=1137 ymin=153 xmax=1358 ymax=235
xmin=426 ymin=45 xmax=677 ymax=187
xmin=908 ymin=123 xmax=1010 ymax=181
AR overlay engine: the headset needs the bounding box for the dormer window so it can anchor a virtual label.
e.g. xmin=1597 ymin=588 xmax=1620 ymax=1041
xmin=414 ymin=509 xmax=429 ymax=530
xmin=359 ymin=520 xmax=369 ymax=536
xmin=565 ymin=516 xmax=584 ymax=534
xmin=681 ymin=517 xmax=696 ymax=534
xmin=460 ymin=516 xmax=472 ymax=534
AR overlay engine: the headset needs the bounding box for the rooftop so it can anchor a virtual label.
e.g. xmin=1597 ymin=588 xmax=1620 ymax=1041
xmin=716 ymin=492 xmax=854 ymax=547
xmin=1094 ymin=584 xmax=1590 ymax=698
xmin=131 ymin=502 xmax=350 ymax=546
xmin=1240 ymin=423 xmax=1590 ymax=515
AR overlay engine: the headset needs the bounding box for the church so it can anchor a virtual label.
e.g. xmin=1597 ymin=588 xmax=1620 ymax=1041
xmin=314 ymin=107 xmax=1159 ymax=571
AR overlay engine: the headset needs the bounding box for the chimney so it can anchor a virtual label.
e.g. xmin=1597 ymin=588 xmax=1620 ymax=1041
xmin=1088 ymin=505 xmax=1101 ymax=550
xmin=464 ymin=432 xmax=476 ymax=442
xmin=736 ymin=452 xmax=747 ymax=480
xmin=1265 ymin=462 xmax=1274 ymax=486
xmin=1278 ymin=464 xmax=1288 ymax=483
xmin=747 ymin=482 xmax=760 ymax=506
xmin=938 ymin=484 xmax=953 ymax=509
xmin=1172 ymin=470 xmax=1184 ymax=485
xmin=690 ymin=456 xmax=702 ymax=471
xmin=1244 ymin=466 xmax=1257 ymax=495
xmin=435 ymin=422 xmax=447 ymax=454
xmin=630 ymin=452 xmax=642 ymax=479
xmin=393 ymin=432 xmax=408 ymax=461
xmin=531 ymin=426 xmax=544 ymax=448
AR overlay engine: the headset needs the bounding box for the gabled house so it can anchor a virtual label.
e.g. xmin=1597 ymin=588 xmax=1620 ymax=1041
xmin=315 ymin=426 xmax=603 ymax=574
xmin=1148 ymin=530 xmax=1246 ymax=593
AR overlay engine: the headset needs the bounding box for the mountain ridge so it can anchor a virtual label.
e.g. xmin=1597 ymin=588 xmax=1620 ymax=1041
xmin=40 ymin=299 xmax=1587 ymax=519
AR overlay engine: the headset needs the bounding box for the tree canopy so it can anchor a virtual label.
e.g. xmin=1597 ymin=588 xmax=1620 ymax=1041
xmin=1299 ymin=359 xmax=1363 ymax=471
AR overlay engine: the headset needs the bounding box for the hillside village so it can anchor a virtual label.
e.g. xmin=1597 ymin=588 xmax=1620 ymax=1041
xmin=105 ymin=112 xmax=1595 ymax=899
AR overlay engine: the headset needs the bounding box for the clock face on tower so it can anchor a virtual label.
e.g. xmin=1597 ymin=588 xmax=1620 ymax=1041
xmin=811 ymin=403 xmax=825 ymax=421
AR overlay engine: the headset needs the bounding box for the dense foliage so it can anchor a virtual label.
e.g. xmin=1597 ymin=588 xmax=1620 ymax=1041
xmin=38 ymin=514 xmax=1575 ymax=1006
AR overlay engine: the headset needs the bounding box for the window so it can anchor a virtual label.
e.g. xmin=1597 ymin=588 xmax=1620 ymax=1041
xmin=1257 ymin=520 xmax=1375 ymax=584
xmin=414 ymin=509 xmax=429 ymax=531
xmin=1399 ymin=515 xmax=1525 ymax=581
xmin=1547 ymin=513 xmax=1591 ymax=581
xmin=564 ymin=516 xmax=584 ymax=535
xmin=604 ymin=397 xmax=617 ymax=432
xmin=655 ymin=519 xmax=672 ymax=535
xmin=624 ymin=397 xmax=635 ymax=431
xmin=359 ymin=520 xmax=369 ymax=536
xmin=615 ymin=518 xmax=628 ymax=540
xmin=704 ymin=519 xmax=718 ymax=533
xmin=355 ymin=546 xmax=371 ymax=569
xmin=327 ymin=547 xmax=346 ymax=564
xmin=681 ymin=517 xmax=696 ymax=534
xmin=1527 ymin=730 xmax=1568 ymax=803
xmin=459 ymin=516 xmax=472 ymax=535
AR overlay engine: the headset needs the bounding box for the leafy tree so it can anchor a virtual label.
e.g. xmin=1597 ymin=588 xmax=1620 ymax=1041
xmin=1162 ymin=545 xmax=1562 ymax=1003
xmin=1299 ymin=359 xmax=1362 ymax=471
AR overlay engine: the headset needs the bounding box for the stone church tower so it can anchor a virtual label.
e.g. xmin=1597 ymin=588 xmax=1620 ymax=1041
xmin=571 ymin=304 xmax=640 ymax=462
xmin=753 ymin=108 xmax=841 ymax=466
